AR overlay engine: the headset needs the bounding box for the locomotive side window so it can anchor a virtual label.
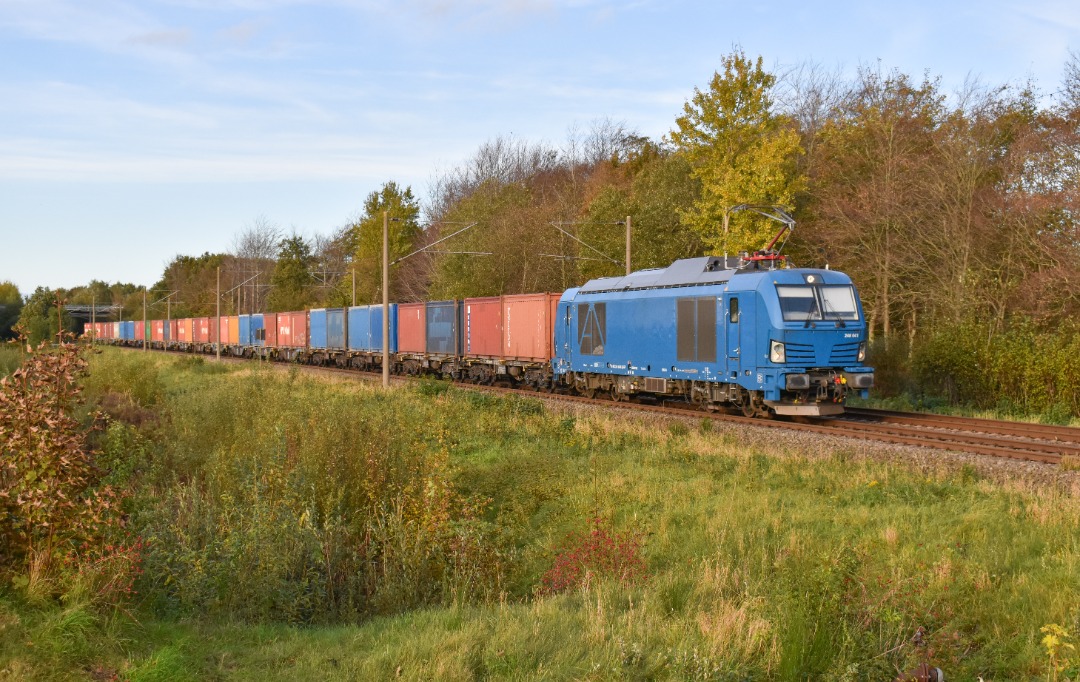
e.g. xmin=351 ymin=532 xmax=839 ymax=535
xmin=728 ymin=298 xmax=739 ymax=323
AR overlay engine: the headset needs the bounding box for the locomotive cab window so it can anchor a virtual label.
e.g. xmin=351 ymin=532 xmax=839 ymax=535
xmin=819 ymin=286 xmax=859 ymax=321
xmin=776 ymin=284 xmax=859 ymax=322
xmin=776 ymin=286 xmax=818 ymax=321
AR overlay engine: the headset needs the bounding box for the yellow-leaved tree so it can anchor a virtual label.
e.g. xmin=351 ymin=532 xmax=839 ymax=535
xmin=670 ymin=50 xmax=805 ymax=254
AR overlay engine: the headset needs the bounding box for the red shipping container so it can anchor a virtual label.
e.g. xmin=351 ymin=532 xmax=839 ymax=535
xmin=276 ymin=311 xmax=308 ymax=348
xmin=151 ymin=320 xmax=165 ymax=342
xmin=263 ymin=313 xmax=278 ymax=347
xmin=135 ymin=321 xmax=145 ymax=342
xmin=83 ymin=323 xmax=91 ymax=337
xmin=95 ymin=322 xmax=106 ymax=339
xmin=398 ymin=303 xmax=426 ymax=353
xmin=212 ymin=316 xmax=228 ymax=344
xmin=194 ymin=317 xmax=210 ymax=344
xmin=463 ymin=297 xmax=503 ymax=357
xmin=503 ymin=293 xmax=560 ymax=361
xmin=168 ymin=319 xmax=178 ymax=342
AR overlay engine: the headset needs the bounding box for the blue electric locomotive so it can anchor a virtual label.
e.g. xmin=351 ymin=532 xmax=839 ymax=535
xmin=552 ymin=252 xmax=874 ymax=416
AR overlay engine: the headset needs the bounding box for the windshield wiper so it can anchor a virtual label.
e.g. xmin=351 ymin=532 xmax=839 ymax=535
xmin=820 ymin=292 xmax=846 ymax=328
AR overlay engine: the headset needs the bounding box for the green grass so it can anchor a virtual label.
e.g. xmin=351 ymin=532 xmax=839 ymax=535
xmin=0 ymin=342 xmax=25 ymax=378
xmin=2 ymin=347 xmax=1079 ymax=680
xmin=852 ymin=391 xmax=1080 ymax=427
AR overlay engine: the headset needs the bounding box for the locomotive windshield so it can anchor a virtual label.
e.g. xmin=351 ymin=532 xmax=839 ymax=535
xmin=776 ymin=284 xmax=859 ymax=322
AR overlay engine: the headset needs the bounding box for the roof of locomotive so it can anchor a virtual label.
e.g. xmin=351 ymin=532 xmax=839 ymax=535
xmin=578 ymin=256 xmax=735 ymax=293
xmin=576 ymin=256 xmax=847 ymax=295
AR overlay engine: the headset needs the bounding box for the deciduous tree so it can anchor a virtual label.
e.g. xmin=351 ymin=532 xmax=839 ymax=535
xmin=267 ymin=234 xmax=316 ymax=312
xmin=670 ymin=50 xmax=805 ymax=254
xmin=349 ymin=182 xmax=422 ymax=304
xmin=0 ymin=282 xmax=22 ymax=340
xmin=806 ymin=67 xmax=944 ymax=340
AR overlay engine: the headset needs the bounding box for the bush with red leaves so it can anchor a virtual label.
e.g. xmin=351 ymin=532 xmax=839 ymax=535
xmin=0 ymin=336 xmax=140 ymax=606
xmin=541 ymin=516 xmax=647 ymax=594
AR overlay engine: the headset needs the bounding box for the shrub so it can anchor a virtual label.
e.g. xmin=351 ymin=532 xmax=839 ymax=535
xmin=0 ymin=338 xmax=139 ymax=610
xmin=895 ymin=319 xmax=1080 ymax=419
xmin=541 ymin=516 xmax=647 ymax=594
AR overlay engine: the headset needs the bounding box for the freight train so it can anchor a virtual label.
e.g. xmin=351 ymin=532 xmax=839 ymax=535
xmin=88 ymin=251 xmax=874 ymax=417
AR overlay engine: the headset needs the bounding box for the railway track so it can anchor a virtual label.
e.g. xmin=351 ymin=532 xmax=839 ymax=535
xmin=112 ymin=346 xmax=1080 ymax=466
xmin=823 ymin=408 xmax=1078 ymax=465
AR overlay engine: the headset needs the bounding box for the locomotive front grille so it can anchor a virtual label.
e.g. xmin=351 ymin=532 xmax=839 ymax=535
xmin=783 ymin=342 xmax=816 ymax=364
xmin=829 ymin=342 xmax=861 ymax=364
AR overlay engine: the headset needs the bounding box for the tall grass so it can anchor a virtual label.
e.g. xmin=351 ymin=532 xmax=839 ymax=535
xmin=81 ymin=351 xmax=506 ymax=623
xmin=0 ymin=342 xmax=24 ymax=377
xmin=8 ymin=347 xmax=1077 ymax=679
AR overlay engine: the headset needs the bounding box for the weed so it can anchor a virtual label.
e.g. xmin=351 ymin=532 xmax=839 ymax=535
xmin=415 ymin=376 xmax=450 ymax=396
xmin=541 ymin=516 xmax=647 ymax=594
xmin=1041 ymin=624 xmax=1076 ymax=682
xmin=668 ymin=421 xmax=690 ymax=438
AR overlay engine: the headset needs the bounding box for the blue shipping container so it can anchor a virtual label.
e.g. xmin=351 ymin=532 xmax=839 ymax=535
xmin=250 ymin=313 xmax=264 ymax=346
xmin=239 ymin=314 xmax=266 ymax=347
xmin=309 ymin=309 xmax=328 ymax=349
xmin=121 ymin=321 xmax=135 ymax=340
xmin=346 ymin=305 xmax=398 ymax=353
xmin=326 ymin=308 xmax=346 ymax=350
xmin=425 ymin=300 xmax=462 ymax=356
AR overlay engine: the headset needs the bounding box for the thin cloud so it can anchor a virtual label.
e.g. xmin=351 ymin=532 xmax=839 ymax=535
xmin=126 ymin=28 xmax=192 ymax=48
xmin=218 ymin=19 xmax=265 ymax=45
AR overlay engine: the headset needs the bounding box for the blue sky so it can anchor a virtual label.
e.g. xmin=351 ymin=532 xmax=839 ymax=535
xmin=1 ymin=0 xmax=1078 ymax=296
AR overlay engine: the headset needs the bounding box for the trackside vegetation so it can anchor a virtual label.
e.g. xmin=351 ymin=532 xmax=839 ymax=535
xmin=1 ymin=347 xmax=1079 ymax=680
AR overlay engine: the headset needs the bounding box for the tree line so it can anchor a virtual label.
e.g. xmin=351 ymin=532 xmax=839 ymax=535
xmin=8 ymin=50 xmax=1079 ymax=414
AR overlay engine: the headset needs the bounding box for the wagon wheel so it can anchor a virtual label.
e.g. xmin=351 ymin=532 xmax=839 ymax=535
xmin=583 ymin=388 xmax=597 ymax=400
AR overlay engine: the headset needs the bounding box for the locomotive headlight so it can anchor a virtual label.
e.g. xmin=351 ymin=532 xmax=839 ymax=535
xmin=857 ymin=342 xmax=866 ymax=362
xmin=770 ymin=340 xmax=786 ymax=363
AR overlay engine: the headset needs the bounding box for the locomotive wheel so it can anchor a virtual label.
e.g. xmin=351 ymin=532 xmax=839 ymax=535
xmin=739 ymin=390 xmax=760 ymax=418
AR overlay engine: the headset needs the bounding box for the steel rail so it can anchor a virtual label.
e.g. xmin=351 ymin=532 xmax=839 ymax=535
xmin=844 ymin=407 xmax=1080 ymax=443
